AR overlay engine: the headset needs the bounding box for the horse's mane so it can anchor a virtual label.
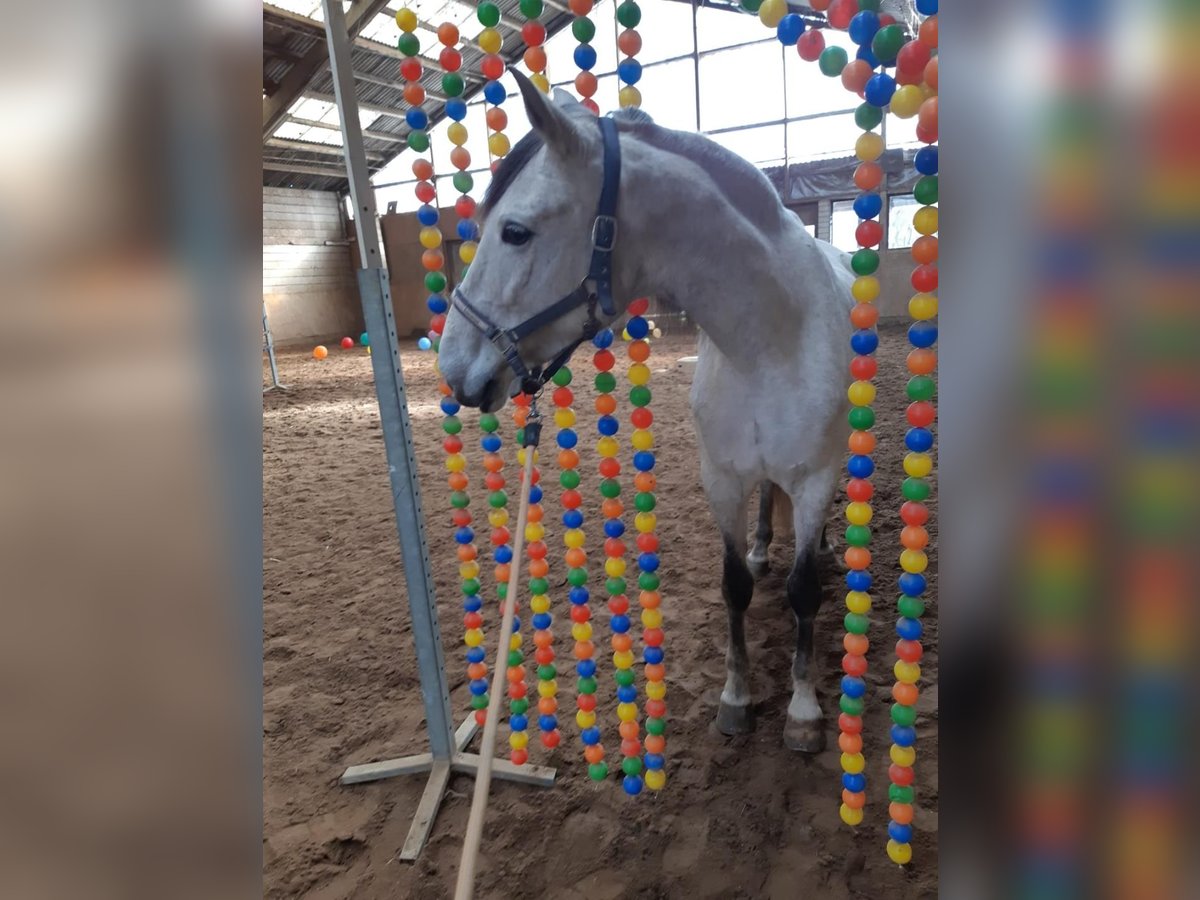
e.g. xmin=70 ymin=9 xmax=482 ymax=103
xmin=480 ymin=107 xmax=784 ymax=235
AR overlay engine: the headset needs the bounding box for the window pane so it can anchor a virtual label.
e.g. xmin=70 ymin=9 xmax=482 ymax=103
xmin=888 ymin=193 xmax=920 ymax=249
xmin=698 ymin=42 xmax=783 ymax=132
xmin=885 ymin=113 xmax=922 ymax=149
xmin=695 ymin=5 xmax=769 ymax=52
xmin=784 ymin=29 xmax=858 ymax=118
xmin=637 ymin=59 xmax=698 ymax=131
xmin=707 ymin=124 xmax=785 ymax=169
xmin=830 ymin=199 xmax=858 ymax=252
xmin=787 ymin=113 xmax=859 ymax=162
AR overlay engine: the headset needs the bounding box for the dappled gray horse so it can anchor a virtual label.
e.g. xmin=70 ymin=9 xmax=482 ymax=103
xmin=438 ymin=72 xmax=853 ymax=752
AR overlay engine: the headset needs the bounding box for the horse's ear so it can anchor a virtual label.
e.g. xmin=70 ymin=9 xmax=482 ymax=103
xmin=512 ymin=69 xmax=589 ymax=160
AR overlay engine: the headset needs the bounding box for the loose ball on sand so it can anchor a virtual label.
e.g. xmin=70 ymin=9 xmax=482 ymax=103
xmin=340 ymin=336 xmax=354 ymax=349
xmin=313 ymin=345 xmax=328 ymax=360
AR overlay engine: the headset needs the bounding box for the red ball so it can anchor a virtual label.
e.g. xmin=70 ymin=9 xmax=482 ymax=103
xmin=856 ymin=219 xmax=883 ymax=248
xmin=400 ymin=58 xmax=422 ymax=82
xmin=481 ymin=54 xmax=505 ymax=81
xmin=842 ymin=652 xmax=868 ymax=677
xmin=907 ymin=401 xmax=935 ymax=428
xmin=911 ymin=264 xmax=938 ymax=293
xmin=340 ymin=336 xmax=354 ymax=349
xmin=561 ymin=489 xmax=582 ymax=509
xmin=593 ymin=349 xmax=615 ymax=371
xmin=643 ymin=627 xmax=663 ymax=646
xmin=827 ymin=0 xmax=857 ymax=30
xmin=552 ymin=386 xmax=573 ymax=407
xmin=522 ymin=21 xmax=546 ymax=47
xmin=607 ymin=595 xmax=629 ymax=615
xmin=916 ymin=121 xmax=938 ymax=145
xmin=896 ymin=39 xmax=932 ymax=79
xmin=896 ymin=639 xmax=923 ymax=663
xmin=452 ymin=509 xmax=471 ymax=527
xmin=900 ymin=501 xmax=929 ymax=526
xmin=838 ymin=713 xmax=862 ymax=735
xmin=484 ymin=472 xmax=504 ymax=490
xmin=541 ymin=730 xmax=561 ymax=749
xmin=797 ymin=29 xmax=825 ymax=62
xmin=599 ymin=457 xmax=621 ymax=478
xmin=846 ymin=478 xmax=873 ymax=502
xmin=631 ymin=407 xmax=653 ymax=428
xmin=628 ymin=297 xmax=650 ymax=315
xmin=430 ymin=313 xmax=446 ymax=335
xmin=889 ymin=763 xmax=914 ymax=786
xmin=510 ymin=748 xmax=529 ymax=766
xmin=415 ymin=182 xmax=436 ymax=203
xmin=878 ymin=13 xmax=896 ymax=26
xmin=605 ymin=537 xmax=626 ymax=558
xmin=581 ymin=98 xmax=599 ymax=115
xmin=439 ymin=47 xmax=462 ymax=72
xmin=850 ymin=355 xmax=877 ymax=380
xmin=636 ymin=533 xmax=658 ymax=553
xmin=455 ymin=196 xmax=477 ymax=220
xmin=526 ymin=540 xmax=547 ymax=560
xmin=570 ymin=604 xmax=590 ymax=623
xmin=444 ymin=436 xmax=463 ymax=454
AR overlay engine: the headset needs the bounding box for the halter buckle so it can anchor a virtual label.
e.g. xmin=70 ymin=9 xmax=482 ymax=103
xmin=591 ymin=215 xmax=617 ymax=252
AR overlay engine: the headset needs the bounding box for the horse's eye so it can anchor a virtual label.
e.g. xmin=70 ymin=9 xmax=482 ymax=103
xmin=501 ymin=222 xmax=533 ymax=246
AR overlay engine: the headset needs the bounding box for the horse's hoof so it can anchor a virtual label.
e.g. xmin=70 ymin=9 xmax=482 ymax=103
xmin=716 ymin=701 xmax=755 ymax=735
xmin=746 ymin=554 xmax=769 ymax=579
xmin=783 ymin=717 xmax=826 ymax=754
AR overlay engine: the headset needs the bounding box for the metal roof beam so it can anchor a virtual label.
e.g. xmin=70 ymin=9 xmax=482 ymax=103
xmin=264 ymin=159 xmax=364 ymax=178
xmin=287 ymin=115 xmax=406 ymax=144
xmin=266 ymin=137 xmax=388 ymax=161
xmin=303 ymin=90 xmax=408 ymax=121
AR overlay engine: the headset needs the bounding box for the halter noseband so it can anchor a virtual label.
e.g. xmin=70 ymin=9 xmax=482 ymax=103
xmin=451 ymin=115 xmax=622 ymax=397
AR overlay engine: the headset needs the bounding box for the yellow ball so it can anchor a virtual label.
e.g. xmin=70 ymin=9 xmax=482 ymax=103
xmin=621 ymin=329 xmax=631 ymax=341
xmin=597 ymin=436 xmax=619 ymax=457
xmin=895 ymin=660 xmax=921 ymax=684
xmin=913 ymin=205 xmax=939 ymax=236
xmin=613 ymin=649 xmax=635 ymax=669
xmin=464 ymin=628 xmax=483 ymax=647
xmin=530 ymin=594 xmax=550 ymax=614
xmin=554 ymin=408 xmax=576 ymax=428
xmin=890 ymin=84 xmax=924 ymax=119
xmin=605 ymin=557 xmax=627 ymax=578
xmin=488 ymin=132 xmax=511 ymax=158
xmin=564 ymin=528 xmax=585 ymax=549
xmin=445 ymin=453 xmax=466 ymax=473
xmin=887 ymin=840 xmax=912 ymax=865
xmin=447 ymin=122 xmax=468 ymax=146
xmin=920 ymin=81 xmax=937 ymax=99
xmin=631 ymin=429 xmax=654 ymax=451
xmin=524 ymin=522 xmax=544 ymax=542
xmin=478 ymin=28 xmax=502 ymax=54
xmin=509 ymin=730 xmax=528 ymax=750
xmin=847 ymin=380 xmax=876 ymax=407
xmin=758 ymin=0 xmax=788 ymax=28
xmin=458 ymin=241 xmax=477 ymax=264
xmin=419 ymin=226 xmax=442 ymax=249
xmin=618 ymin=85 xmax=642 ymax=108
xmin=576 ymin=710 xmax=596 ymax=729
xmin=900 ymin=549 xmax=928 ymax=574
xmin=459 ymin=561 xmax=480 ymax=580
xmin=840 ymin=752 xmax=865 ymax=774
xmin=531 ymin=72 xmax=550 ymax=93
xmin=488 ymin=509 xmax=508 ymax=527
xmin=628 ymin=363 xmax=651 ymax=385
xmin=645 ymin=679 xmax=666 ymax=699
xmin=845 ymin=502 xmax=872 ymax=525
xmin=395 ymin=8 xmax=417 ymax=32
xmin=509 ymin=632 xmax=522 ymax=649
xmin=641 ymin=608 xmax=662 ymax=629
xmin=855 ymin=131 xmax=885 ymax=162
xmin=635 ymin=512 xmax=656 ymax=533
xmin=572 ymin=622 xmax=593 ymax=642
xmin=890 ymin=744 xmax=916 ymax=767
xmin=617 ymin=702 xmax=638 ymax=722
xmin=851 ymin=275 xmax=880 ymax=303
xmin=537 ymin=679 xmax=557 ymax=697
xmin=909 ymin=293 xmax=938 ymax=320
xmin=840 ymin=803 xmax=864 ymax=826
xmin=645 ymin=769 xmax=666 ymax=791
xmin=904 ymin=452 xmax=933 ymax=478
xmin=845 ymin=590 xmax=871 ymax=615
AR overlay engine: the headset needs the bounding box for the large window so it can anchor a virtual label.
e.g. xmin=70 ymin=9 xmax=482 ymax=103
xmin=888 ymin=193 xmax=921 ymax=249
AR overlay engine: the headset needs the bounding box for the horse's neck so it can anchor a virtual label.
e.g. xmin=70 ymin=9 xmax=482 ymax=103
xmin=616 ymin=133 xmax=800 ymax=367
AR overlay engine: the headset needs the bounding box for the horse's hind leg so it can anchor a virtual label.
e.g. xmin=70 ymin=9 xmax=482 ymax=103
xmin=746 ymin=480 xmax=774 ymax=579
xmin=782 ymin=465 xmax=840 ymax=753
xmin=702 ymin=465 xmax=756 ymax=735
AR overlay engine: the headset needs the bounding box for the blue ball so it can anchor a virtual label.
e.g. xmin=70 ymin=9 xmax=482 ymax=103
xmin=539 ymin=714 xmax=558 ymax=732
xmin=454 ymin=526 xmax=473 ymax=544
xmin=638 ymin=553 xmax=659 ymax=572
xmin=888 ymin=822 xmax=913 ymax=844
xmin=417 ymin=204 xmax=439 ymax=226
xmin=841 ymin=675 xmax=866 ymax=698
xmin=617 ymin=685 xmax=637 ymax=703
xmin=427 ymin=294 xmax=448 ymax=314
xmin=898 ymin=572 xmax=926 ymax=596
xmin=445 ymin=98 xmax=468 ymax=121
xmin=626 ymin=316 xmax=649 ymax=339
xmin=574 ymin=44 xmax=597 ymax=71
xmin=610 ymin=614 xmax=630 ymax=634
xmin=856 ymin=45 xmax=881 ymax=69
xmin=359 ymin=331 xmax=370 ymax=346
xmin=509 ymin=714 xmax=528 ymax=732
xmin=531 ymin=612 xmax=551 ymax=630
xmin=916 ymin=0 xmax=937 ymax=14
xmin=617 ymin=58 xmax=643 ymax=85
xmin=633 ymin=451 xmax=656 ymax=471
xmin=469 ymin=679 xmax=488 ymax=696
xmin=581 ymin=726 xmax=601 ymax=745
xmin=405 ymin=108 xmax=428 ymax=130
xmin=577 ymin=659 xmax=597 ymax=678
xmin=511 ymin=615 xmax=521 ymax=633
xmin=914 ymin=145 xmax=939 ymax=175
xmin=563 ymin=509 xmax=584 ymax=529
xmin=467 ymin=647 xmax=485 ymax=663
xmin=843 ymin=772 xmax=867 ymax=792
xmin=644 ymin=646 xmax=664 ymax=664
xmin=463 ymin=596 xmax=482 ymax=613
xmin=494 ymin=545 xmax=513 ymax=564
xmin=418 ymin=336 xmax=432 ymax=350
xmin=604 ymin=519 xmax=625 ymax=538
xmin=593 ymin=328 xmax=614 ymax=348
xmin=776 ymin=13 xmax=804 ymax=46
xmin=440 ymin=397 xmax=460 ymax=415
xmin=896 ymin=617 xmax=923 ymax=641
xmin=623 ymin=775 xmax=643 ymax=795
xmin=849 ymin=11 xmax=880 ymax=46
xmin=851 ymin=329 xmax=879 ymax=355
xmin=457 ymin=220 xmax=479 ymax=241
xmin=644 ymin=753 xmax=665 ymax=770
xmin=529 ymin=485 xmax=543 ymax=504
xmin=908 ymin=321 xmax=938 ymax=348
xmin=854 ymin=193 xmax=883 ymax=220
xmin=598 ymin=415 xmax=619 ymax=436
xmin=483 ymin=80 xmax=506 ymax=104
xmin=864 ymin=72 xmax=896 ymax=107
xmin=847 ymin=454 xmax=875 ymax=479
xmin=569 ymin=587 xmax=590 ymax=605
xmin=905 ymin=427 xmax=934 ymax=452
xmin=846 ymin=570 xmax=872 ymax=591
xmin=556 ymin=429 xmax=578 ymax=449
xmin=481 ymin=435 xmax=501 ymax=452
xmin=891 ymin=724 xmax=917 ymax=747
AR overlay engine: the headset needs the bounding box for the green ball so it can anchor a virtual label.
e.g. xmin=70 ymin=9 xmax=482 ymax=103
xmin=902 ymin=477 xmax=930 ymax=502
xmin=845 ymin=524 xmax=871 ymax=547
xmin=914 ymin=175 xmax=938 ymax=206
xmin=397 ymin=33 xmax=420 ymax=57
xmin=462 ymin=578 xmax=481 ymax=597
xmin=740 ymin=0 xmax=762 ymax=10
xmin=529 ymin=577 xmax=549 ymax=595
xmin=577 ymin=676 xmax=597 ymax=694
xmin=476 ymin=2 xmax=500 ymax=26
xmin=537 ymin=664 xmax=557 ymax=681
xmin=572 ymin=18 xmax=595 ymax=43
xmin=425 ymin=272 xmax=446 ymax=293
xmin=595 ymin=372 xmax=616 ymax=393
xmin=645 ymin=716 xmax=666 ymax=735
xmin=519 ymin=0 xmax=543 ymax=18
xmin=568 ymin=567 xmax=589 ymax=587
xmin=606 ymin=577 xmax=626 ymax=595
xmin=442 ymin=416 xmax=461 ymax=434
xmin=848 ymin=406 xmax=875 ymax=430
xmin=488 ymin=491 xmax=507 ymax=508
xmin=497 ymin=583 xmax=507 ymax=599
xmin=818 ymin=46 xmax=848 ymax=77
xmin=851 ymin=248 xmax=880 ymax=275
xmin=508 ymin=649 xmax=523 ymax=667
xmin=855 ymin=102 xmax=884 ymax=132
xmin=560 ymin=469 xmax=581 ymax=489
xmin=515 ymin=428 xmax=524 ymax=446
xmin=452 ymin=171 xmax=474 ymax=194
xmin=614 ymin=668 xmax=635 ymax=686
xmin=907 ymin=375 xmax=936 ymax=401
xmin=552 ymin=366 xmax=572 ymax=386
xmin=509 ymin=697 xmax=529 ymax=715
xmin=635 ymin=492 xmax=656 ymax=512
xmin=470 ymin=694 xmax=489 ymax=710
xmin=622 ymin=756 xmax=643 ymax=775
xmin=616 ymin=1 xmax=642 ymax=28
xmin=891 ymin=703 xmax=917 ymax=727
xmin=889 ymin=784 xmax=915 ymax=804
xmin=479 ymin=412 xmax=499 ymax=433
xmin=588 ymin=762 xmax=609 ymax=781
xmin=844 ymin=612 xmax=869 ymax=635
xmin=600 ymin=479 xmax=621 ymax=499
xmin=450 ymin=491 xmax=470 ymax=508
xmin=839 ymin=695 xmax=865 ymax=716
xmin=629 ymin=386 xmax=651 ymax=407
xmin=638 ymin=572 xmax=660 ymax=591
xmin=442 ymin=73 xmax=465 ymax=97
xmin=858 ymin=0 xmax=881 ymax=9
xmin=897 ymin=596 xmax=926 ymax=618
xmin=871 ymin=24 xmax=905 ymax=64
xmin=407 ymin=130 xmax=429 ymax=152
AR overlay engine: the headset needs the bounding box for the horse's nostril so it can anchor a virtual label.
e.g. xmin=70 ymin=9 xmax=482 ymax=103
xmin=454 ymin=386 xmax=484 ymax=408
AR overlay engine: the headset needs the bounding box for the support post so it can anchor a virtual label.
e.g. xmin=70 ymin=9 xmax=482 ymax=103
xmin=262 ymin=302 xmax=288 ymax=393
xmin=319 ymin=0 xmax=554 ymax=864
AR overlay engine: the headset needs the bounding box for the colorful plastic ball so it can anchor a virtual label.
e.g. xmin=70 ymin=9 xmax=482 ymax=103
xmin=855 ymin=131 xmax=884 ymax=162
xmin=488 ymin=132 xmax=511 ymax=157
xmin=827 ymin=0 xmax=857 ymax=30
xmin=481 ymin=55 xmax=505 ymax=81
xmin=925 ymin=56 xmax=939 ymax=92
xmin=405 ymin=108 xmax=428 ymax=130
xmin=397 ymin=33 xmax=421 ymax=57
xmin=618 ymin=58 xmax=643 ymax=85
xmin=312 ymin=345 xmax=328 ymax=360
xmin=618 ymin=29 xmax=642 ymax=57
xmin=841 ymin=59 xmax=873 ymax=94
xmin=855 ymin=102 xmax=883 ymax=131
xmin=403 ymin=83 xmax=425 ymax=106
xmin=439 ymin=47 xmax=462 ymax=73
xmin=622 ymin=774 xmax=643 ymax=795
xmin=437 ymin=22 xmax=459 ymax=46
xmin=617 ymin=0 xmax=642 ymax=28
xmin=522 ymin=19 xmax=547 ymax=48
xmin=840 ymin=803 xmax=864 ymax=826
xmin=890 ymin=84 xmax=923 ymax=118
xmin=758 ymin=0 xmax=787 ymax=27
xmin=412 ymin=158 xmax=433 ymax=181
xmin=478 ymin=27 xmax=502 ymax=54
xmin=871 ymin=24 xmax=905 ymax=64
xmin=776 ymin=13 xmax=804 ymax=45
xmin=407 ymin=130 xmax=430 ymax=152
xmin=896 ymin=39 xmax=932 ymax=79
xmin=913 ymin=206 xmax=938 ymax=236
xmin=917 ymin=0 xmax=937 ymax=12
xmin=853 ymin=193 xmax=882 ymax=220
xmin=572 ymin=16 xmax=596 ymax=42
xmin=416 ymin=205 xmax=438 ymax=227
xmin=452 ymin=171 xmax=474 ymax=194
xmin=854 ymin=161 xmax=883 ymax=190
xmin=919 ymin=15 xmax=938 ymax=48
xmin=864 ymin=72 xmax=896 ymax=107
xmin=797 ymin=29 xmax=825 ymax=61
xmin=418 ymin=337 xmax=432 ymax=351
xmin=914 ymin=175 xmax=938 ymax=207
xmin=887 ymin=839 xmax=913 ymax=865
xmin=574 ymin=43 xmax=598 ymax=71
xmin=855 ymin=44 xmax=880 ymax=69
xmin=741 ymin=0 xmax=762 ymax=10
xmin=340 ymin=336 xmax=354 ymax=350
xmin=848 ymin=11 xmax=880 ymax=47
xmin=395 ymin=8 xmax=417 ymax=32
xmin=919 ymin=96 xmax=939 ymax=134
xmin=476 ymin=2 xmax=500 ymax=27
xmin=618 ymin=86 xmax=642 ymax=109
xmin=818 ymin=45 xmax=849 ymax=77
xmin=442 ymin=72 xmax=465 ymax=97
xmin=856 ymin=219 xmax=883 ymax=248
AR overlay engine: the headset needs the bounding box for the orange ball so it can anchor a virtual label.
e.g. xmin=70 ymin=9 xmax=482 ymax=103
xmin=838 ymin=732 xmax=863 ymax=754
xmin=533 ymin=629 xmax=553 ymax=648
xmin=584 ymin=744 xmax=604 ymax=763
xmin=811 ymin=0 xmax=831 ymax=10
xmin=456 ymin=545 xmax=476 ymax=562
xmin=618 ymin=29 xmax=642 ymax=57
xmin=619 ymin=720 xmax=639 ymax=740
xmin=595 ymin=394 xmax=617 ymax=415
xmin=574 ymin=640 xmax=594 ymax=659
xmin=467 ymin=662 xmax=486 ymax=680
xmin=634 ymin=472 xmax=657 ymax=492
xmin=313 ymin=345 xmax=328 ymax=360
xmin=529 ymin=558 xmax=549 ymax=578
xmin=901 ymin=525 xmax=928 ymax=550
xmin=845 ymin=546 xmax=871 ymax=570
xmin=621 ymin=738 xmax=642 ymax=757
xmin=494 ymin=564 xmax=511 ymax=583
xmin=575 ymin=71 xmax=598 ymax=98
xmin=640 ymin=590 xmax=661 ymax=609
xmin=485 ymin=107 xmax=507 ymax=132
xmin=844 ymin=632 xmax=869 ymax=656
xmin=527 ymin=504 xmax=544 ymax=523
xmin=558 ymin=449 xmax=579 ymax=469
xmin=569 ymin=0 xmax=593 ymax=14
xmin=448 ymin=472 xmax=468 ymax=491
xmin=918 ymin=96 xmax=938 ymax=134
xmin=628 ymin=340 xmax=651 ymax=362
xmin=889 ymin=802 xmax=914 ymax=825
xmin=841 ymin=59 xmax=873 ymax=94
xmin=437 ymin=23 xmax=459 ymax=46
xmin=924 ymin=56 xmax=938 ymax=92
xmin=524 ymin=46 xmax=547 ymax=73
xmin=644 ymin=734 xmax=665 ymax=754
xmin=893 ymin=682 xmax=919 ymax=706
xmin=919 ymin=16 xmax=938 ymax=48
xmin=644 ymin=663 xmax=665 ymax=682
xmin=450 ymin=146 xmax=471 ymax=170
xmin=850 ymin=304 xmax=879 ymax=329
xmin=848 ymin=431 xmax=876 ymax=455
xmin=422 ymin=249 xmax=443 ymax=272
xmin=483 ymin=454 xmax=504 ymax=473
xmin=854 ymin=161 xmax=883 ymax=191
xmin=612 ymin=633 xmax=633 ymax=653
xmin=412 ymin=160 xmax=433 ymax=181
xmin=403 ymin=83 xmax=426 ymax=107
xmin=842 ymin=788 xmax=866 ymax=809
xmin=907 ymin=348 xmax=937 ymax=375
xmin=602 ymin=499 xmax=623 ymax=519
xmin=565 ymin=548 xmax=586 ymax=568
xmin=539 ymin=697 xmax=557 ymax=715
xmin=912 ymin=235 xmax=939 ymax=265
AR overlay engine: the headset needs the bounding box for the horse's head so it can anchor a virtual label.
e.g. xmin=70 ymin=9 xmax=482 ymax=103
xmin=439 ymin=72 xmax=616 ymax=411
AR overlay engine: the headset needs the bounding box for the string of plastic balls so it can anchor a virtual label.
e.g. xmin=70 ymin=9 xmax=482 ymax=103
xmin=886 ymin=0 xmax=938 ymax=870
xmin=516 ymin=0 xmax=551 ymax=94
xmin=472 ymin=4 xmax=512 ymax=166
xmin=568 ymin=0 xmax=600 ymax=115
xmin=397 ymin=8 xmax=490 ymax=726
xmin=625 ymin=298 xmax=667 ymax=792
xmin=615 ymin=1 xmax=642 ymax=109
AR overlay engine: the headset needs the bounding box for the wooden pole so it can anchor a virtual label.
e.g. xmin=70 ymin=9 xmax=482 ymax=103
xmin=454 ymin=431 xmax=539 ymax=900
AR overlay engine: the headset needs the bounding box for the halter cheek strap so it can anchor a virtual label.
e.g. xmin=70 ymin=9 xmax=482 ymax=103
xmin=451 ymin=116 xmax=622 ymax=397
